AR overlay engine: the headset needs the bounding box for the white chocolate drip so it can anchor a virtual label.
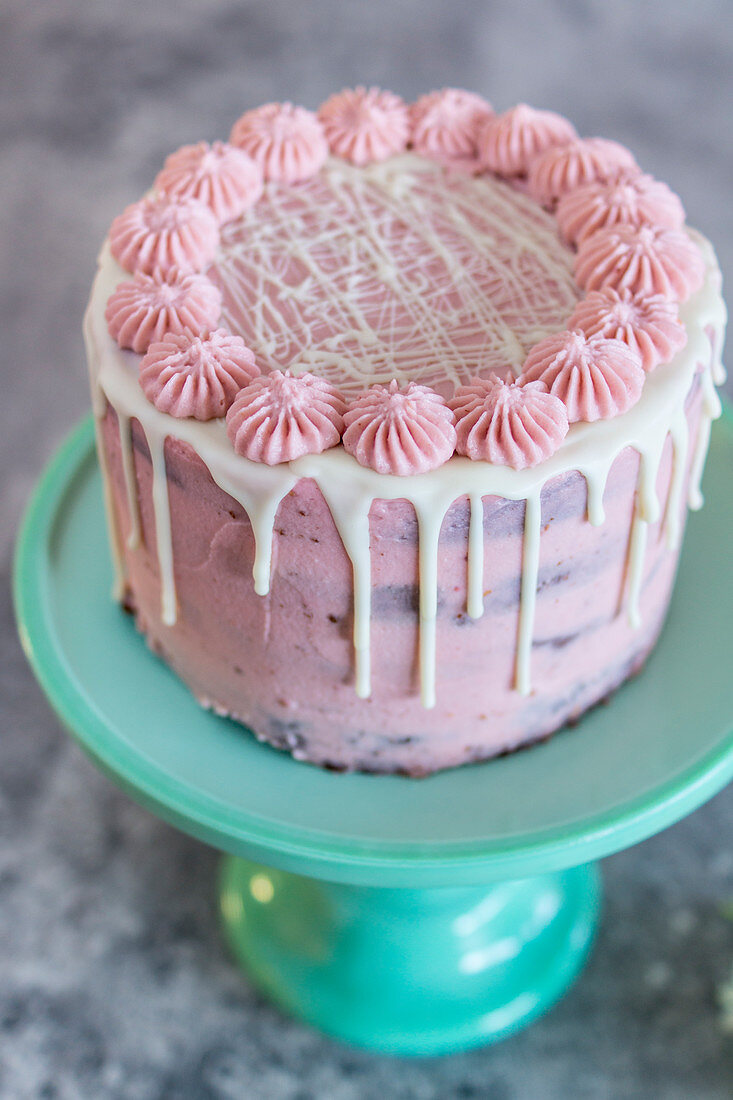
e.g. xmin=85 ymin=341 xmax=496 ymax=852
xmin=467 ymin=494 xmax=485 ymax=620
xmin=688 ymin=358 xmax=723 ymax=511
xmin=516 ymin=494 xmax=542 ymax=695
xmin=87 ymin=214 xmax=725 ymax=707
xmin=117 ymin=412 xmax=141 ymax=549
xmin=83 ymin=310 xmax=125 ymax=602
xmin=664 ymin=411 xmax=689 ymax=550
xmin=148 ymin=433 xmax=176 ymax=626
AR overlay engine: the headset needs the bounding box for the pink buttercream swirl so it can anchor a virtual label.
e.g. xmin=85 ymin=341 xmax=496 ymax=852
xmin=154 ymin=141 xmax=264 ymax=224
xmin=109 ymin=195 xmax=219 ymax=276
xmin=105 ymin=267 xmax=223 ymax=354
xmin=568 ymin=288 xmax=687 ymax=372
xmin=318 ymin=87 xmax=409 ymax=166
xmin=230 ymin=102 xmax=328 ymax=183
xmin=139 ymin=329 xmax=260 ymax=420
xmin=527 ymin=138 xmax=638 ymax=207
xmin=450 ymin=375 xmax=569 ymax=469
xmin=343 ymin=380 xmax=456 ymax=476
xmin=477 ymin=103 xmax=577 ymax=177
xmin=556 ymin=170 xmax=686 ymax=246
xmin=519 ymin=329 xmax=645 ymax=423
xmin=226 ymin=370 xmax=346 ymax=464
xmin=574 ymin=223 xmax=705 ymax=303
xmin=409 ymin=88 xmax=494 ymax=161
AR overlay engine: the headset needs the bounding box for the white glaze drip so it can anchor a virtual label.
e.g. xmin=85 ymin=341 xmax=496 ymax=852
xmin=664 ymin=411 xmax=689 ymax=550
xmin=87 ymin=220 xmax=725 ymax=706
xmin=578 ymin=461 xmax=609 ymax=526
xmin=467 ymin=494 xmax=485 ymax=619
xmin=688 ymin=358 xmax=723 ymax=510
xmin=625 ymin=502 xmax=648 ymax=630
xmin=303 ymin=477 xmax=373 ymax=699
xmin=83 ymin=311 xmax=125 ymax=601
xmin=117 ymin=412 xmax=141 ymax=549
xmin=515 ymin=494 xmax=542 ymax=695
xmin=148 ymin=432 xmax=176 ymax=626
xmin=415 ymin=502 xmax=444 ymax=709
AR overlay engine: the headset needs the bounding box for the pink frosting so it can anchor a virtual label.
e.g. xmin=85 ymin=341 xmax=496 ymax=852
xmin=318 ymin=87 xmax=409 ymax=166
xmin=154 ymin=141 xmax=264 ymax=224
xmin=556 ymin=170 xmax=686 ymax=245
xmin=105 ymin=267 xmax=222 ymax=354
xmin=519 ymin=329 xmax=645 ymax=423
xmin=568 ymin=288 xmax=687 ymax=372
xmin=574 ymin=223 xmax=705 ymax=303
xmin=477 ymin=103 xmax=577 ymax=177
xmin=109 ymin=195 xmax=219 ymax=276
xmin=343 ymin=380 xmax=456 ymax=476
xmin=409 ymin=88 xmax=494 ymax=160
xmin=450 ymin=374 xmax=569 ymax=469
xmin=226 ymin=371 xmax=346 ymax=464
xmin=139 ymin=329 xmax=259 ymax=420
xmin=229 ymin=102 xmax=328 ymax=183
xmin=527 ymin=138 xmax=638 ymax=207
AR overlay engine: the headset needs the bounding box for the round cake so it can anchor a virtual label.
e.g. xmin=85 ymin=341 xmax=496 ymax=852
xmin=85 ymin=90 xmax=727 ymax=775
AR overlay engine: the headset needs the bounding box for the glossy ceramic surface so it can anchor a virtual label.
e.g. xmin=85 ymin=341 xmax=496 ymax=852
xmin=219 ymin=857 xmax=601 ymax=1054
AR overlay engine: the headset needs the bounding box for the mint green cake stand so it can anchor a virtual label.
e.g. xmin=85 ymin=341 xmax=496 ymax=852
xmin=14 ymin=412 xmax=733 ymax=1057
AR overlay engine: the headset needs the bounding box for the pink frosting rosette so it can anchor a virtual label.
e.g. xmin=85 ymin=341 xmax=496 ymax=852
xmin=574 ymin=223 xmax=705 ymax=303
xmin=230 ymin=102 xmax=328 ymax=183
xmin=556 ymin=170 xmax=686 ymax=246
xmin=519 ymin=329 xmax=645 ymax=423
xmin=343 ymin=380 xmax=456 ymax=476
xmin=139 ymin=329 xmax=260 ymax=421
xmin=318 ymin=87 xmax=409 ymax=166
xmin=527 ymin=138 xmax=638 ymax=207
xmin=409 ymin=88 xmax=494 ymax=161
xmin=450 ymin=374 xmax=569 ymax=469
xmin=109 ymin=195 xmax=219 ymax=276
xmin=568 ymin=288 xmax=687 ymax=372
xmin=154 ymin=141 xmax=264 ymax=224
xmin=105 ymin=267 xmax=223 ymax=354
xmin=226 ymin=370 xmax=346 ymax=464
xmin=477 ymin=103 xmax=577 ymax=177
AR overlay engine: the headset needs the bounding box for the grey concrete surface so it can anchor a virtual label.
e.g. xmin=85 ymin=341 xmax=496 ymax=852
xmin=2 ymin=2 xmax=733 ymax=1097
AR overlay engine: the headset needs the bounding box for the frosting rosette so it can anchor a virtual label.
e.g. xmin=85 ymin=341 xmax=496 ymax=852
xmin=105 ymin=267 xmax=223 ymax=353
xmin=230 ymin=102 xmax=328 ymax=183
xmin=409 ymin=88 xmax=494 ymax=161
xmin=574 ymin=223 xmax=706 ymax=303
xmin=109 ymin=195 xmax=219 ymax=276
xmin=226 ymin=370 xmax=346 ymax=464
xmin=569 ymin=288 xmax=687 ymax=372
xmin=343 ymin=380 xmax=456 ymax=476
xmin=556 ymin=171 xmax=686 ymax=246
xmin=519 ymin=329 xmax=645 ymax=423
xmin=527 ymin=138 xmax=638 ymax=207
xmin=318 ymin=86 xmax=409 ymax=166
xmin=154 ymin=141 xmax=264 ymax=224
xmin=449 ymin=374 xmax=569 ymax=469
xmin=477 ymin=103 xmax=577 ymax=177
xmin=139 ymin=329 xmax=259 ymax=420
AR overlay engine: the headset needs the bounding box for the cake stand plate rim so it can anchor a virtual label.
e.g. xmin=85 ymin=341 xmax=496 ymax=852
xmin=13 ymin=411 xmax=733 ymax=887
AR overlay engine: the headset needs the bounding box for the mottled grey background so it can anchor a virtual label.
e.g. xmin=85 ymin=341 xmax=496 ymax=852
xmin=2 ymin=2 xmax=733 ymax=1097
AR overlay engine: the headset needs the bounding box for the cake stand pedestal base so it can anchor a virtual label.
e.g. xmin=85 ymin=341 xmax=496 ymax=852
xmin=219 ymin=856 xmax=601 ymax=1055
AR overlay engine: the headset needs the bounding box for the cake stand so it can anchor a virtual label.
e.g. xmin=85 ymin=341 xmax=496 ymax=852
xmin=14 ymin=412 xmax=733 ymax=1057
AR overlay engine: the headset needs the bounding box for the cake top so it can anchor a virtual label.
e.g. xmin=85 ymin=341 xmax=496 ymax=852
xmin=101 ymin=89 xmax=705 ymax=475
